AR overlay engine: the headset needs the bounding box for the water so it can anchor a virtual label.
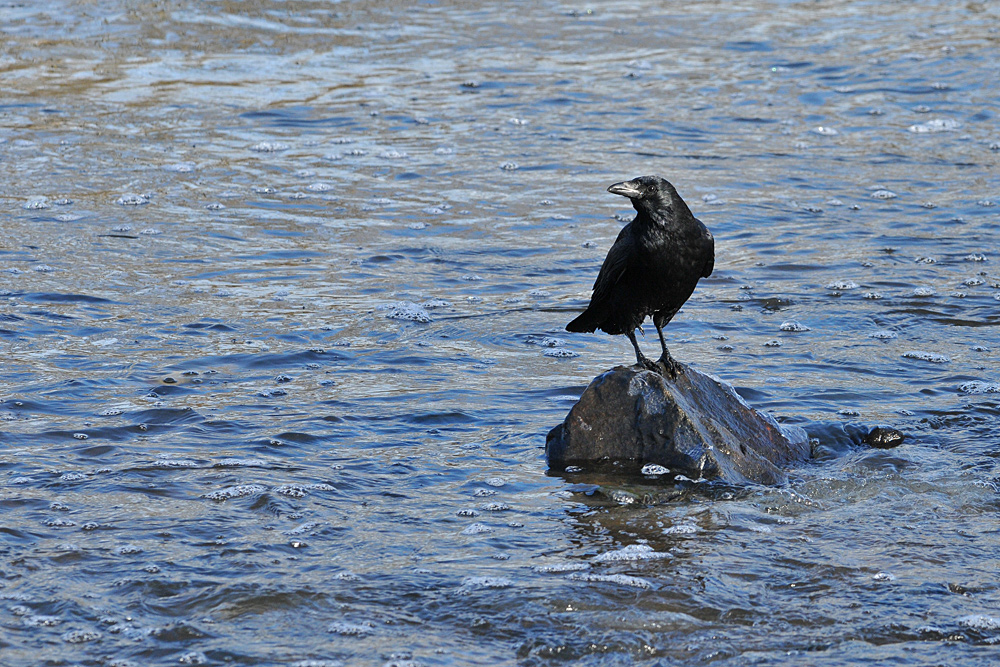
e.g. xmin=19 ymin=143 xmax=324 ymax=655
xmin=2 ymin=1 xmax=999 ymax=665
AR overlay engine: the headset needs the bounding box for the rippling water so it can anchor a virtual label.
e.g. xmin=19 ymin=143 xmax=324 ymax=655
xmin=2 ymin=1 xmax=999 ymax=665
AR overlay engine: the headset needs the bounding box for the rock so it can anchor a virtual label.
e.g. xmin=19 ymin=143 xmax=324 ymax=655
xmin=546 ymin=362 xmax=810 ymax=485
xmin=862 ymin=425 xmax=905 ymax=449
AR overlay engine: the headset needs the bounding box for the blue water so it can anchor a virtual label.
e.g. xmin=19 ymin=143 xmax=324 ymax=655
xmin=1 ymin=1 xmax=999 ymax=665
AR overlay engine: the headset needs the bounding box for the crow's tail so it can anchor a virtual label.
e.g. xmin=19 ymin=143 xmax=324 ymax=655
xmin=566 ymin=309 xmax=598 ymax=333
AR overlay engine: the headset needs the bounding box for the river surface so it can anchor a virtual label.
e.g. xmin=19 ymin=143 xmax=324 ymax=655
xmin=2 ymin=1 xmax=1000 ymax=665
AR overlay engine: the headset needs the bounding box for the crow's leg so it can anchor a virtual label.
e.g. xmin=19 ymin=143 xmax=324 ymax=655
xmin=626 ymin=330 xmax=660 ymax=372
xmin=652 ymin=315 xmax=681 ymax=377
xmin=653 ymin=320 xmax=670 ymax=359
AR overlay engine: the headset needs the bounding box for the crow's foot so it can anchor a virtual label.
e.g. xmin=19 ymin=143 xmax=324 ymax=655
xmin=658 ymin=353 xmax=682 ymax=378
xmin=637 ymin=355 xmax=662 ymax=373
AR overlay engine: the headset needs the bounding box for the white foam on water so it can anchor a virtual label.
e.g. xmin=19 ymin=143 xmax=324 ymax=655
xmin=568 ymin=572 xmax=652 ymax=589
xmin=384 ymin=302 xmax=432 ymax=323
xmin=902 ymin=350 xmax=950 ymax=363
xmin=593 ymin=544 xmax=671 ymax=563
xmin=462 ymin=576 xmax=514 ymax=589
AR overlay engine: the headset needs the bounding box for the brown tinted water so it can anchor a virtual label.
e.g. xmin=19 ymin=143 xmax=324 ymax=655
xmin=2 ymin=1 xmax=999 ymax=665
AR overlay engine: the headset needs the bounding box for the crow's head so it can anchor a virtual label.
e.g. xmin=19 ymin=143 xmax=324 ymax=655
xmin=608 ymin=175 xmax=685 ymax=219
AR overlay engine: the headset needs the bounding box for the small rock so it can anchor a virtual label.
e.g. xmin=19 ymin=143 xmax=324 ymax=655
xmin=864 ymin=426 xmax=905 ymax=449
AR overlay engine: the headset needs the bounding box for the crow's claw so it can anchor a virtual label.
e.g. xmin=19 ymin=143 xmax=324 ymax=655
xmin=637 ymin=356 xmax=664 ymax=374
xmin=658 ymin=353 xmax=682 ymax=377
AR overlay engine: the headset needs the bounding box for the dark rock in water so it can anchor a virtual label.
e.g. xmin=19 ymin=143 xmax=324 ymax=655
xmin=840 ymin=423 xmax=907 ymax=450
xmin=863 ymin=425 xmax=905 ymax=449
xmin=546 ymin=362 xmax=810 ymax=486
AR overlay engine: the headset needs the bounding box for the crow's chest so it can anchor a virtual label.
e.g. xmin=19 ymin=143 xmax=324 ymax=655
xmin=633 ymin=232 xmax=700 ymax=281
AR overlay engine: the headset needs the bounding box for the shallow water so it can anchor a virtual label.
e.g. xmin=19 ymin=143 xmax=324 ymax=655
xmin=2 ymin=1 xmax=999 ymax=665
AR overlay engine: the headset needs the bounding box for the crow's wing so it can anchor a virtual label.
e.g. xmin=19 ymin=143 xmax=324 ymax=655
xmin=590 ymin=225 xmax=634 ymax=304
xmin=700 ymin=227 xmax=715 ymax=278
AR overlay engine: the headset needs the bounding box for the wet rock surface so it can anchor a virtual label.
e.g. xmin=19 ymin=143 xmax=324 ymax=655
xmin=546 ymin=362 xmax=811 ymax=485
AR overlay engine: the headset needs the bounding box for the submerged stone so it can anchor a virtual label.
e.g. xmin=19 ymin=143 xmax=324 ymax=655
xmin=546 ymin=362 xmax=810 ymax=485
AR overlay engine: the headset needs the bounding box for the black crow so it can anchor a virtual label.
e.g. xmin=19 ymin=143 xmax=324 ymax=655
xmin=566 ymin=176 xmax=715 ymax=374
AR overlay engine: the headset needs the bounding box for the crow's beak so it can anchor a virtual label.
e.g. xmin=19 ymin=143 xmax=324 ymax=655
xmin=608 ymin=180 xmax=642 ymax=198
